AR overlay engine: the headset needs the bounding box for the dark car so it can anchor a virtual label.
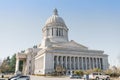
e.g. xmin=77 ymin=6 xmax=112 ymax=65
xmin=8 ymin=74 xmax=21 ymax=80
xmin=8 ymin=75 xmax=30 ymax=80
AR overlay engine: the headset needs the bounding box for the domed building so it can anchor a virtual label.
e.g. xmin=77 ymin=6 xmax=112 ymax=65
xmin=15 ymin=9 xmax=109 ymax=75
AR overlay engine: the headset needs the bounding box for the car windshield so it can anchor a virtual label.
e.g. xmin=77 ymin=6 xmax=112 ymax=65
xmin=73 ymin=74 xmax=80 ymax=76
xmin=93 ymin=73 xmax=98 ymax=75
xmin=92 ymin=72 xmax=105 ymax=75
xmin=10 ymin=75 xmax=20 ymax=78
xmin=100 ymin=73 xmax=105 ymax=75
xmin=19 ymin=76 xmax=28 ymax=78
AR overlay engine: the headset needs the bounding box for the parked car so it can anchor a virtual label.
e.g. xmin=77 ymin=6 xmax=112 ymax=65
xmin=8 ymin=75 xmax=30 ymax=80
xmin=89 ymin=72 xmax=110 ymax=80
xmin=70 ymin=74 xmax=82 ymax=79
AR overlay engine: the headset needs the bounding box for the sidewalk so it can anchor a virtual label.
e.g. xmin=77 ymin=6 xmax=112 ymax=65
xmin=0 ymin=78 xmax=8 ymax=80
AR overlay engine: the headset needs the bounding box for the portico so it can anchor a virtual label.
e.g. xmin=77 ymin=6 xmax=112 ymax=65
xmin=15 ymin=53 xmax=27 ymax=75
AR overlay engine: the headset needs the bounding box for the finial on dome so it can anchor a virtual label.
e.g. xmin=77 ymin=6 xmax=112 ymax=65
xmin=53 ymin=8 xmax=58 ymax=15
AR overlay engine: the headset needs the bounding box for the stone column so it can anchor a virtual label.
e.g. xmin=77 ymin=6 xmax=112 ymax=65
xmin=83 ymin=57 xmax=85 ymax=70
xmin=22 ymin=60 xmax=26 ymax=75
xmin=57 ymin=56 xmax=59 ymax=65
xmin=81 ymin=57 xmax=83 ymax=70
xmin=94 ymin=58 xmax=96 ymax=68
xmin=87 ymin=57 xmax=89 ymax=70
xmin=100 ymin=58 xmax=103 ymax=70
xmin=86 ymin=57 xmax=88 ymax=70
xmin=69 ymin=57 xmax=71 ymax=70
xmin=95 ymin=58 xmax=97 ymax=68
xmin=15 ymin=58 xmax=19 ymax=73
xmin=89 ymin=57 xmax=91 ymax=69
xmin=97 ymin=58 xmax=99 ymax=69
xmin=85 ymin=57 xmax=87 ymax=70
xmin=92 ymin=58 xmax=94 ymax=69
xmin=78 ymin=57 xmax=79 ymax=70
xmin=73 ymin=57 xmax=75 ymax=70
xmin=65 ymin=56 xmax=67 ymax=69
xmin=96 ymin=58 xmax=98 ymax=68
xmin=61 ymin=56 xmax=63 ymax=67
xmin=99 ymin=58 xmax=101 ymax=69
xmin=79 ymin=57 xmax=82 ymax=70
xmin=90 ymin=58 xmax=92 ymax=69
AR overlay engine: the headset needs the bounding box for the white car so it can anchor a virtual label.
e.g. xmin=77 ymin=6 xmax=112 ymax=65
xmin=89 ymin=72 xmax=110 ymax=80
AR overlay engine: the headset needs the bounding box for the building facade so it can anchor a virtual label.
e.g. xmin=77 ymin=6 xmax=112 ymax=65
xmin=15 ymin=9 xmax=109 ymax=75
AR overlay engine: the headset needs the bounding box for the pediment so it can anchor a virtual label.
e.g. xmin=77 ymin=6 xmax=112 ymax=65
xmin=52 ymin=40 xmax=88 ymax=50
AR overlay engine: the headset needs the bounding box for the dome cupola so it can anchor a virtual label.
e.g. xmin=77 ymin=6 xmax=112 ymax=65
xmin=42 ymin=9 xmax=69 ymax=43
xmin=45 ymin=8 xmax=66 ymax=27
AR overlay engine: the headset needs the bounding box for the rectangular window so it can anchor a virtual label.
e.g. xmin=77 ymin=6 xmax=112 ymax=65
xmin=59 ymin=28 xmax=60 ymax=36
xmin=47 ymin=29 xmax=50 ymax=36
xmin=56 ymin=28 xmax=58 ymax=36
xmin=61 ymin=29 xmax=63 ymax=36
xmin=52 ymin=28 xmax=53 ymax=36
xmin=29 ymin=60 xmax=31 ymax=64
xmin=59 ymin=28 xmax=63 ymax=36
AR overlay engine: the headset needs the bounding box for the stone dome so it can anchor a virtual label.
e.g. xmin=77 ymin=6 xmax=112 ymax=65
xmin=45 ymin=9 xmax=66 ymax=27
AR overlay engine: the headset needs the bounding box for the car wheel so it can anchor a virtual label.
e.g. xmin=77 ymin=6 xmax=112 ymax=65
xmin=106 ymin=77 xmax=110 ymax=80
xmin=96 ymin=77 xmax=99 ymax=80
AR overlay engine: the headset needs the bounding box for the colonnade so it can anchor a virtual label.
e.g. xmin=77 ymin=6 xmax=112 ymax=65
xmin=54 ymin=56 xmax=103 ymax=71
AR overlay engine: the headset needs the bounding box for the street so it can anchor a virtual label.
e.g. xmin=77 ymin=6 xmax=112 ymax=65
xmin=30 ymin=75 xmax=84 ymax=80
xmin=1 ymin=75 xmax=120 ymax=80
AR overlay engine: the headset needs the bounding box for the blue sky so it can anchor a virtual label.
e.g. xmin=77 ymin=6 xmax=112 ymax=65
xmin=0 ymin=0 xmax=120 ymax=66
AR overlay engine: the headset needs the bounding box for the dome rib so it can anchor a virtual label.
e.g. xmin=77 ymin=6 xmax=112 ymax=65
xmin=45 ymin=9 xmax=66 ymax=27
